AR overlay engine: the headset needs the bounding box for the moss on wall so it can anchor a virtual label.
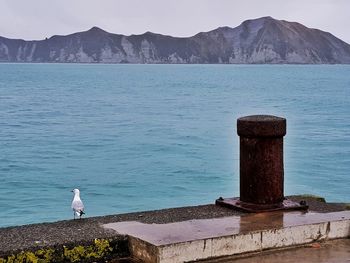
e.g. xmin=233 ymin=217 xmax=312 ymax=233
xmin=297 ymin=194 xmax=326 ymax=203
xmin=0 ymin=238 xmax=127 ymax=263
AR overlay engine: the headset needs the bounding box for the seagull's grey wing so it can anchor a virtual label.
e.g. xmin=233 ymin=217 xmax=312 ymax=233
xmin=72 ymin=200 xmax=84 ymax=212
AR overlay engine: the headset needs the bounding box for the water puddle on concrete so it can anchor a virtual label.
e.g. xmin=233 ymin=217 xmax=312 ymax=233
xmin=103 ymin=211 xmax=350 ymax=245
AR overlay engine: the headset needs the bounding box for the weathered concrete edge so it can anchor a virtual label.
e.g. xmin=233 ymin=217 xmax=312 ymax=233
xmin=129 ymin=218 xmax=350 ymax=263
xmin=129 ymin=236 xmax=159 ymax=263
xmin=192 ymin=238 xmax=350 ymax=263
xmin=0 ymin=196 xmax=348 ymax=262
xmin=167 ymin=219 xmax=350 ymax=262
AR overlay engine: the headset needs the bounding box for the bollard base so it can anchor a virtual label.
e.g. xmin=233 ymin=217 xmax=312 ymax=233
xmin=216 ymin=197 xmax=308 ymax=213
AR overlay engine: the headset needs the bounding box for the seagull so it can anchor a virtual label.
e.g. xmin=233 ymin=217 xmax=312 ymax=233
xmin=71 ymin=188 xmax=85 ymax=219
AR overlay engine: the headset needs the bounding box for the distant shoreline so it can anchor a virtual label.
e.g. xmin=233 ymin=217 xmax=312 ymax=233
xmin=1 ymin=17 xmax=350 ymax=64
xmin=1 ymin=62 xmax=349 ymax=65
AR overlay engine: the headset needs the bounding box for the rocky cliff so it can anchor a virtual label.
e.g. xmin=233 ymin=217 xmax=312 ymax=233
xmin=1 ymin=16 xmax=350 ymax=64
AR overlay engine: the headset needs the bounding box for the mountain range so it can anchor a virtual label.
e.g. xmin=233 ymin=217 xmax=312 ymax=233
xmin=1 ymin=16 xmax=350 ymax=64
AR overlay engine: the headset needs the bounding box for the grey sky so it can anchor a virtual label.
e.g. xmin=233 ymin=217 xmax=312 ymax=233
xmin=1 ymin=0 xmax=349 ymax=43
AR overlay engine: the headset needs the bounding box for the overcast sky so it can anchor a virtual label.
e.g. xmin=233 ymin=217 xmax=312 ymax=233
xmin=1 ymin=0 xmax=349 ymax=43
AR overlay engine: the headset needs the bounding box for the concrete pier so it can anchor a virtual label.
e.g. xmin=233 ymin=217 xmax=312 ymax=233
xmin=105 ymin=210 xmax=350 ymax=263
xmin=0 ymin=196 xmax=348 ymax=262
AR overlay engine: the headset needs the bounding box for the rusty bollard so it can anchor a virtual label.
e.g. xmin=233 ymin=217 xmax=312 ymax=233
xmin=216 ymin=115 xmax=308 ymax=212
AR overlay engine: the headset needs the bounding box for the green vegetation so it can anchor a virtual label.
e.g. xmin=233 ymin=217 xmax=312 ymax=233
xmin=0 ymin=239 xmax=116 ymax=263
xmin=63 ymin=239 xmax=112 ymax=262
xmin=297 ymin=194 xmax=326 ymax=203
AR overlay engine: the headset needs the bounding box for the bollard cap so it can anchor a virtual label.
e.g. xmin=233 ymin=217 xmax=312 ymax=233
xmin=237 ymin=115 xmax=286 ymax=137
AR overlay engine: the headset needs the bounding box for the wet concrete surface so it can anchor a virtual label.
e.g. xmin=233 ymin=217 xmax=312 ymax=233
xmin=0 ymin=204 xmax=242 ymax=255
xmin=104 ymin=211 xmax=350 ymax=245
xmin=0 ymin=196 xmax=348 ymax=257
xmin=200 ymin=239 xmax=350 ymax=263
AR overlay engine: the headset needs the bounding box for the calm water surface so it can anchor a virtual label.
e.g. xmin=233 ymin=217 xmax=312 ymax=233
xmin=0 ymin=64 xmax=349 ymax=227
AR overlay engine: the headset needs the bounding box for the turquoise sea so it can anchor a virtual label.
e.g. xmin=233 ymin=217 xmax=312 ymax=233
xmin=0 ymin=64 xmax=349 ymax=227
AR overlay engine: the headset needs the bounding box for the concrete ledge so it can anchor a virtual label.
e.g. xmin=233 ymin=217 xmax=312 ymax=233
xmin=104 ymin=211 xmax=350 ymax=263
xmin=0 ymin=204 xmax=244 ymax=262
xmin=0 ymin=196 xmax=348 ymax=262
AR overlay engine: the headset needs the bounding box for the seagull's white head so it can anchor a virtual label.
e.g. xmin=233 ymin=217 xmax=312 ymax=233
xmin=72 ymin=188 xmax=80 ymax=195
